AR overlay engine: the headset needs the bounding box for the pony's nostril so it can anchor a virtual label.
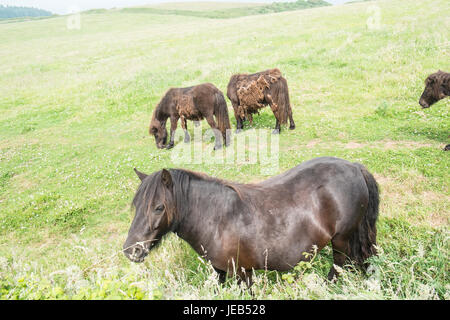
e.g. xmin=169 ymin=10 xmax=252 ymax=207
xmin=132 ymin=247 xmax=142 ymax=257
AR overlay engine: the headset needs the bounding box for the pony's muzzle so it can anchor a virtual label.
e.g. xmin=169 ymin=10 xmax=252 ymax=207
xmin=419 ymin=98 xmax=429 ymax=109
xmin=123 ymin=244 xmax=147 ymax=263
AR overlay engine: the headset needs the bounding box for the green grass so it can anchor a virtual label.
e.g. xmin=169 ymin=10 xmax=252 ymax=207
xmin=0 ymin=0 xmax=449 ymax=300
xmin=143 ymin=1 xmax=267 ymax=11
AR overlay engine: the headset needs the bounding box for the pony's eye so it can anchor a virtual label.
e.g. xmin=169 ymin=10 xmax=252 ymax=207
xmin=155 ymin=205 xmax=164 ymax=213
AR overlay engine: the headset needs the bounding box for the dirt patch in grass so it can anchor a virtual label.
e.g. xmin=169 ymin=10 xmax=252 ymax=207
xmin=345 ymin=141 xmax=364 ymax=149
xmin=380 ymin=139 xmax=434 ymax=149
xmin=374 ymin=173 xmax=449 ymax=229
xmin=418 ymin=191 xmax=450 ymax=227
xmin=0 ymin=137 xmax=40 ymax=150
xmin=306 ymin=139 xmax=321 ymax=148
xmin=301 ymin=139 xmax=436 ymax=150
xmin=11 ymin=173 xmax=36 ymax=191
xmin=344 ymin=140 xmax=434 ymax=150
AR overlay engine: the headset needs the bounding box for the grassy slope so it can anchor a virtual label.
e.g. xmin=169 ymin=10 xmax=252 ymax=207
xmin=145 ymin=1 xmax=267 ymax=11
xmin=121 ymin=0 xmax=330 ymax=19
xmin=0 ymin=0 xmax=449 ymax=299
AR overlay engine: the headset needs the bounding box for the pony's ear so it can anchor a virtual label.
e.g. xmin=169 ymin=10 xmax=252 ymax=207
xmin=161 ymin=169 xmax=173 ymax=189
xmin=426 ymin=75 xmax=436 ymax=85
xmin=134 ymin=168 xmax=147 ymax=181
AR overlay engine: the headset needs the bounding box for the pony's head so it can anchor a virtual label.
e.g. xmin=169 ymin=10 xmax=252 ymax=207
xmin=149 ymin=116 xmax=168 ymax=149
xmin=123 ymin=168 xmax=176 ymax=263
xmin=419 ymin=70 xmax=449 ymax=108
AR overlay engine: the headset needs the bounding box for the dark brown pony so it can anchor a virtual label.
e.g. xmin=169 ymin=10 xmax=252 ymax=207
xmin=227 ymin=68 xmax=295 ymax=134
xmin=418 ymin=70 xmax=450 ymax=151
xmin=149 ymin=83 xmax=231 ymax=150
xmin=123 ymin=157 xmax=379 ymax=285
xmin=419 ymin=70 xmax=450 ymax=109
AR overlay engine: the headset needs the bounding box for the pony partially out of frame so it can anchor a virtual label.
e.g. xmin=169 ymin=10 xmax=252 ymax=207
xmin=123 ymin=157 xmax=380 ymax=286
xmin=418 ymin=70 xmax=450 ymax=151
xmin=149 ymin=83 xmax=231 ymax=150
xmin=419 ymin=70 xmax=449 ymax=109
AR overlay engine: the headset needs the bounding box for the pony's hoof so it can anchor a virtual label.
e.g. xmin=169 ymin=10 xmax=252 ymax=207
xmin=272 ymin=129 xmax=280 ymax=135
xmin=184 ymin=138 xmax=190 ymax=143
xmin=166 ymin=143 xmax=174 ymax=149
xmin=444 ymin=144 xmax=450 ymax=151
xmin=213 ymin=145 xmax=222 ymax=151
xmin=289 ymin=125 xmax=296 ymax=130
xmin=235 ymin=129 xmax=242 ymax=134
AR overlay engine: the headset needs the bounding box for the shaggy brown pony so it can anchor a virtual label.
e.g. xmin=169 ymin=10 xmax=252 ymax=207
xmin=227 ymin=68 xmax=295 ymax=134
xmin=149 ymin=83 xmax=231 ymax=150
xmin=419 ymin=70 xmax=450 ymax=108
xmin=418 ymin=70 xmax=450 ymax=151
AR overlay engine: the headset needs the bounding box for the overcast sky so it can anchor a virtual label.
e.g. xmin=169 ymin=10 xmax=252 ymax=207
xmin=0 ymin=0 xmax=349 ymax=14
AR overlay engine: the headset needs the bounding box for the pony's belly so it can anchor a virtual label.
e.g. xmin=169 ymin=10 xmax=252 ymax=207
xmin=263 ymin=246 xmax=314 ymax=271
xmin=185 ymin=113 xmax=204 ymax=121
xmin=258 ymin=228 xmax=331 ymax=271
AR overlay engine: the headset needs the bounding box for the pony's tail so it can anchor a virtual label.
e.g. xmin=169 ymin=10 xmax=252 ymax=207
xmin=282 ymin=78 xmax=292 ymax=125
xmin=271 ymin=77 xmax=289 ymax=125
xmin=349 ymin=164 xmax=380 ymax=269
xmin=214 ymin=91 xmax=231 ymax=144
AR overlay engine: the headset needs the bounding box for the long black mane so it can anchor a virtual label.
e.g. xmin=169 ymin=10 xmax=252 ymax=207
xmin=132 ymin=169 xmax=245 ymax=231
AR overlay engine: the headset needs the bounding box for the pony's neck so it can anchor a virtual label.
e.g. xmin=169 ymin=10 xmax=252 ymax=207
xmin=173 ymin=176 xmax=239 ymax=249
xmin=154 ymin=104 xmax=169 ymax=122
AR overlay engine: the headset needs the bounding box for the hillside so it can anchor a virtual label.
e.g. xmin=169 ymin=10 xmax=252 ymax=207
xmin=0 ymin=0 xmax=448 ymax=300
xmin=144 ymin=1 xmax=267 ymax=11
xmin=120 ymin=0 xmax=330 ymax=19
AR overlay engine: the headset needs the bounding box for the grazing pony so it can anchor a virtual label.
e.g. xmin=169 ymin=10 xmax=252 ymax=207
xmin=418 ymin=70 xmax=450 ymax=151
xmin=149 ymin=83 xmax=231 ymax=150
xmin=227 ymin=68 xmax=295 ymax=134
xmin=123 ymin=157 xmax=380 ymax=285
xmin=419 ymin=70 xmax=450 ymax=109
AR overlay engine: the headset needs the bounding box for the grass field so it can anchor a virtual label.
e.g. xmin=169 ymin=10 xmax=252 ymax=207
xmin=120 ymin=0 xmax=329 ymax=19
xmin=0 ymin=0 xmax=449 ymax=300
xmin=145 ymin=1 xmax=266 ymax=11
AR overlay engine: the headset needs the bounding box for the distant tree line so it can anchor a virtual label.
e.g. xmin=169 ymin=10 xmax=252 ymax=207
xmin=0 ymin=5 xmax=52 ymax=19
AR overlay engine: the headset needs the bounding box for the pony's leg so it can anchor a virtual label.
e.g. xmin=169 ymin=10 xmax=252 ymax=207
xmin=266 ymin=94 xmax=278 ymax=114
xmin=236 ymin=269 xmax=254 ymax=291
xmin=167 ymin=116 xmax=178 ymax=149
xmin=248 ymin=114 xmax=253 ymax=125
xmin=180 ymin=118 xmax=190 ymax=143
xmin=205 ymin=115 xmax=223 ymax=150
xmin=232 ymin=102 xmax=244 ymax=133
xmin=328 ymin=236 xmax=350 ymax=281
xmin=288 ymin=106 xmax=295 ymax=130
xmin=272 ymin=118 xmax=281 ymax=134
xmin=213 ymin=267 xmax=227 ymax=284
xmin=265 ymin=94 xmax=281 ymax=134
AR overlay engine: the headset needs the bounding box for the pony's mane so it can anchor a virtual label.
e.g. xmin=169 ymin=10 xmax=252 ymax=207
xmin=152 ymin=88 xmax=178 ymax=121
xmin=132 ymin=169 xmax=233 ymax=209
xmin=170 ymin=169 xmax=265 ymax=205
xmin=168 ymin=169 xmax=236 ymax=197
xmin=426 ymin=70 xmax=450 ymax=90
xmin=132 ymin=168 xmax=263 ymax=225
